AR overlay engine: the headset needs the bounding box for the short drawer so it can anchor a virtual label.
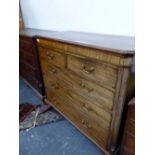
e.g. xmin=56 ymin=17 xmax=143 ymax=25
xmin=37 ymin=38 xmax=121 ymax=66
xmin=67 ymin=55 xmax=118 ymax=89
xmin=45 ymin=86 xmax=110 ymax=149
xmin=38 ymin=47 xmax=66 ymax=68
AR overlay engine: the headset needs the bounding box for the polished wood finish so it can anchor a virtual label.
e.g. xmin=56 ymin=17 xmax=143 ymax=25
xmin=37 ymin=31 xmax=135 ymax=54
xmin=19 ymin=30 xmax=44 ymax=96
xmin=36 ymin=31 xmax=134 ymax=154
xmin=120 ymin=98 xmax=135 ymax=155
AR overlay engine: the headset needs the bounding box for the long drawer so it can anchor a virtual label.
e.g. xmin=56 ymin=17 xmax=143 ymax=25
xmin=45 ymin=80 xmax=110 ymax=149
xmin=42 ymin=62 xmax=114 ymax=111
xmin=44 ymin=71 xmax=112 ymax=121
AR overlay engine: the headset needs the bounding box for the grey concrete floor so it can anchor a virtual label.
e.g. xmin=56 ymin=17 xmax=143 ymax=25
xmin=19 ymin=78 xmax=103 ymax=155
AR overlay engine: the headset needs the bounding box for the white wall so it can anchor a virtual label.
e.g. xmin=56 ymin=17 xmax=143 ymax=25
xmin=20 ymin=0 xmax=134 ymax=36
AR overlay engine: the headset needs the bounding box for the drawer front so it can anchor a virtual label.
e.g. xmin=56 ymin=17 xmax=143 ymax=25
xmin=37 ymin=38 xmax=121 ymax=66
xmin=44 ymin=73 xmax=112 ymax=123
xmin=20 ymin=63 xmax=43 ymax=92
xmin=19 ymin=52 xmax=37 ymax=67
xmin=38 ymin=47 xmax=66 ymax=68
xmin=45 ymin=83 xmax=110 ymax=149
xmin=44 ymin=72 xmax=112 ymax=126
xmin=20 ymin=65 xmax=37 ymax=87
xmin=19 ymin=40 xmax=34 ymax=55
xmin=19 ymin=60 xmax=36 ymax=78
xmin=43 ymin=64 xmax=114 ymax=111
xmin=67 ymin=55 xmax=118 ymax=89
xmin=63 ymin=72 xmax=114 ymax=110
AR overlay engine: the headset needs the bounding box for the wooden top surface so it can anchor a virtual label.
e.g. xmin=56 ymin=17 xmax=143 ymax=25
xmin=20 ymin=28 xmax=135 ymax=55
xmin=19 ymin=28 xmax=56 ymax=37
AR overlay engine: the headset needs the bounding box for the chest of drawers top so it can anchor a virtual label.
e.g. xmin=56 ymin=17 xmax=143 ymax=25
xmin=20 ymin=28 xmax=135 ymax=55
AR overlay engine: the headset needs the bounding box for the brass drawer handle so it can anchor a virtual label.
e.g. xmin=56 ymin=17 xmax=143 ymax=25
xmin=49 ymin=68 xmax=57 ymax=74
xmin=80 ymin=82 xmax=94 ymax=92
xmin=51 ymin=83 xmax=59 ymax=89
xmin=36 ymin=39 xmax=40 ymax=42
xmin=81 ymin=63 xmax=95 ymax=74
xmin=82 ymin=119 xmax=85 ymax=124
xmin=53 ymin=99 xmax=60 ymax=105
xmin=81 ymin=119 xmax=91 ymax=129
xmin=87 ymin=107 xmax=93 ymax=112
xmin=46 ymin=51 xmax=50 ymax=56
xmin=49 ymin=54 xmax=55 ymax=59
xmin=46 ymin=51 xmax=55 ymax=59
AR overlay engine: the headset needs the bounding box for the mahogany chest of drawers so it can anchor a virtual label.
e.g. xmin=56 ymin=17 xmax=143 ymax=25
xmin=36 ymin=31 xmax=135 ymax=154
xmin=19 ymin=29 xmax=45 ymax=96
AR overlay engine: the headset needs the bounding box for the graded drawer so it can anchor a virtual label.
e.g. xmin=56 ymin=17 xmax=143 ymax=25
xmin=45 ymin=84 xmax=110 ymax=149
xmin=43 ymin=64 xmax=114 ymax=110
xmin=38 ymin=47 xmax=66 ymax=68
xmin=67 ymin=55 xmax=118 ymax=89
xmin=44 ymin=73 xmax=112 ymax=123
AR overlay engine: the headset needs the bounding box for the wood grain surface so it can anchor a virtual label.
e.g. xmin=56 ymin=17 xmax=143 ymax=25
xmin=36 ymin=31 xmax=135 ymax=154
